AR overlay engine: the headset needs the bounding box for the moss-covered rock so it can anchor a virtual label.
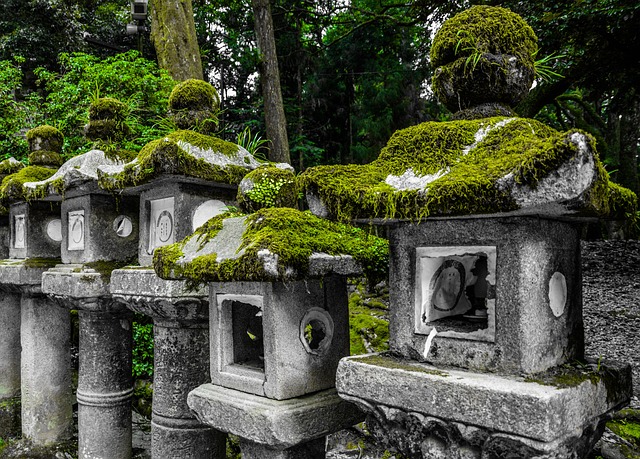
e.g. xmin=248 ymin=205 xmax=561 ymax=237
xmin=153 ymin=207 xmax=389 ymax=286
xmin=430 ymin=6 xmax=537 ymax=115
xmin=25 ymin=125 xmax=64 ymax=154
xmin=88 ymin=97 xmax=129 ymax=122
xmin=237 ymin=165 xmax=298 ymax=212
xmin=97 ymin=129 xmax=260 ymax=191
xmin=0 ymin=166 xmax=58 ymax=203
xmin=300 ymin=117 xmax=610 ymax=221
xmin=168 ymin=79 xmax=220 ymax=133
xmin=27 ymin=150 xmax=64 ymax=168
xmin=0 ymin=158 xmax=24 ymax=178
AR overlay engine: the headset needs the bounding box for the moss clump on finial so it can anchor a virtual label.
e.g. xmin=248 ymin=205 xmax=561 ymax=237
xmin=0 ymin=157 xmax=24 ymax=177
xmin=84 ymin=97 xmax=131 ymax=144
xmin=25 ymin=125 xmax=64 ymax=167
xmin=237 ymin=165 xmax=298 ymax=212
xmin=168 ymin=79 xmax=220 ymax=134
xmin=430 ymin=6 xmax=538 ymax=118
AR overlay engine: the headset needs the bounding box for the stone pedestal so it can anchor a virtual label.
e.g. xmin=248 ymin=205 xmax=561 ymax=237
xmin=188 ymin=384 xmax=362 ymax=459
xmin=0 ymin=260 xmax=73 ymax=446
xmin=0 ymin=292 xmax=21 ymax=437
xmin=42 ymin=265 xmax=134 ymax=459
xmin=337 ymin=354 xmax=632 ymax=458
xmin=111 ymin=268 xmax=226 ymax=458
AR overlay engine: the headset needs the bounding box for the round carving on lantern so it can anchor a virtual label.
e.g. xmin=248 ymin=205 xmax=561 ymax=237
xmin=192 ymin=200 xmax=227 ymax=232
xmin=299 ymin=307 xmax=334 ymax=356
xmin=113 ymin=215 xmax=134 ymax=238
xmin=548 ymin=271 xmax=567 ymax=317
xmin=46 ymin=219 xmax=63 ymax=242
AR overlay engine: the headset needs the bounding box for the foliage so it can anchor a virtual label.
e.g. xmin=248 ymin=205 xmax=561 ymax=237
xmin=238 ymin=166 xmax=298 ymax=212
xmin=34 ymin=51 xmax=176 ymax=160
xmin=132 ymin=313 xmax=154 ymax=379
xmin=348 ymin=282 xmax=389 ymax=355
xmin=236 ymin=127 xmax=270 ymax=159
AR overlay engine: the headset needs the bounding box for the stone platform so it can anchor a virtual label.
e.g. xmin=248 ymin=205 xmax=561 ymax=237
xmin=337 ymin=353 xmax=632 ymax=458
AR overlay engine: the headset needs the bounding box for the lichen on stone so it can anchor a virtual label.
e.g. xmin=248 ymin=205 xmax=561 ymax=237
xmin=97 ymin=129 xmax=260 ymax=191
xmin=237 ymin=165 xmax=298 ymax=212
xmin=300 ymin=116 xmax=610 ymax=221
xmin=153 ymin=207 xmax=389 ymax=286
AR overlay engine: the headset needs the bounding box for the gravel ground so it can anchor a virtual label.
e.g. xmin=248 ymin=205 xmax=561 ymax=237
xmin=582 ymin=239 xmax=640 ymax=406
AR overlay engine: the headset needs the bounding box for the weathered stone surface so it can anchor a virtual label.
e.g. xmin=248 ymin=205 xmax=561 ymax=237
xmin=336 ymin=354 xmax=631 ymax=457
xmin=77 ymin=309 xmax=133 ymax=459
xmin=42 ymin=265 xmax=111 ymax=301
xmin=209 ymin=278 xmax=350 ymax=400
xmin=0 ymin=293 xmax=21 ymax=401
xmin=0 ymin=260 xmax=53 ymax=291
xmin=240 ymin=438 xmax=325 ymax=459
xmin=389 ymin=216 xmax=584 ymax=374
xmin=8 ymin=201 xmax=62 ymax=259
xmin=110 ymin=267 xmax=225 ymax=458
xmin=20 ymin=293 xmax=74 ymax=445
xmin=59 ymin=193 xmax=139 ymax=264
xmin=188 ymin=384 xmax=363 ymax=449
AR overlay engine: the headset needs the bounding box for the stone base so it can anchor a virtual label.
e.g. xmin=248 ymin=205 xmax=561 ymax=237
xmin=240 ymin=437 xmax=326 ymax=459
xmin=336 ymin=354 xmax=632 ymax=459
xmin=0 ymin=397 xmax=21 ymax=438
xmin=187 ymin=385 xmax=364 ymax=450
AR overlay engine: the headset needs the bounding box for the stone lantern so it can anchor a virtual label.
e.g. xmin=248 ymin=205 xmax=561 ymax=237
xmin=153 ymin=207 xmax=388 ymax=458
xmin=30 ymin=98 xmax=140 ymax=459
xmin=101 ymin=79 xmax=277 ymax=457
xmin=0 ymin=125 xmax=73 ymax=448
xmin=299 ymin=6 xmax=633 ymax=458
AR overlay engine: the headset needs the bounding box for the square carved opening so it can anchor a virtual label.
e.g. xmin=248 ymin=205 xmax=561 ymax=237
xmin=414 ymin=246 xmax=496 ymax=342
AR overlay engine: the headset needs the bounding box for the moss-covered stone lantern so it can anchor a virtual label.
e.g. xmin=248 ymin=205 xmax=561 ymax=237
xmin=153 ymin=207 xmax=388 ymax=458
xmin=300 ymin=6 xmax=634 ymax=458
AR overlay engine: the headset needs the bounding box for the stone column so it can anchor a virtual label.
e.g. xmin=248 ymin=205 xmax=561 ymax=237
xmin=77 ymin=306 xmax=133 ymax=459
xmin=42 ymin=267 xmax=134 ymax=459
xmin=111 ymin=268 xmax=226 ymax=458
xmin=0 ymin=292 xmax=21 ymax=437
xmin=20 ymin=290 xmax=74 ymax=444
xmin=239 ymin=439 xmax=326 ymax=459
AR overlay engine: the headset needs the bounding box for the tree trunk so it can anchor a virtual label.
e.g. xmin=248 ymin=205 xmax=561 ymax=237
xmin=617 ymin=89 xmax=640 ymax=194
xmin=252 ymin=0 xmax=291 ymax=164
xmin=149 ymin=0 xmax=203 ymax=81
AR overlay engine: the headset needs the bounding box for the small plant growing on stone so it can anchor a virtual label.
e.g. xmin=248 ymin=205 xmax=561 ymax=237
xmin=237 ymin=126 xmax=270 ymax=160
xmin=533 ymin=50 xmax=565 ymax=82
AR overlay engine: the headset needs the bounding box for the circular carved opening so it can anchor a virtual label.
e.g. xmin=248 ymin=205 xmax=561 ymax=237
xmin=113 ymin=215 xmax=134 ymax=238
xmin=46 ymin=219 xmax=62 ymax=242
xmin=299 ymin=308 xmax=334 ymax=356
xmin=549 ymin=271 xmax=567 ymax=317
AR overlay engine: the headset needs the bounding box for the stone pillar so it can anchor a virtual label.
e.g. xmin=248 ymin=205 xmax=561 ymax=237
xmin=42 ymin=266 xmax=135 ymax=459
xmin=0 ymin=292 xmax=21 ymax=437
xmin=111 ymin=268 xmax=226 ymax=458
xmin=20 ymin=291 xmax=73 ymax=444
xmin=77 ymin=307 xmax=133 ymax=459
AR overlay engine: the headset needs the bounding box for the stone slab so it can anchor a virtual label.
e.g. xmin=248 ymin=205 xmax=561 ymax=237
xmin=336 ymin=354 xmax=631 ymax=444
xmin=0 ymin=260 xmax=57 ymax=291
xmin=42 ymin=265 xmax=110 ymax=299
xmin=187 ymin=384 xmax=363 ymax=449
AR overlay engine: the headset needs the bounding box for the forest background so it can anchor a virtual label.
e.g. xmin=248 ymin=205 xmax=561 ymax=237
xmin=1 ymin=0 xmax=639 ymax=195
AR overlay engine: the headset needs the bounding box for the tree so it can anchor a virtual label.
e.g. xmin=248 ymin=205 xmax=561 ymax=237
xmin=149 ymin=0 xmax=204 ymax=81
xmin=252 ymin=0 xmax=290 ymax=164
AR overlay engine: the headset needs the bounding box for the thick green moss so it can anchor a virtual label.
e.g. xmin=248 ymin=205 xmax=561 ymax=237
xmin=430 ymin=6 xmax=537 ymax=70
xmin=300 ymin=117 xmax=607 ymax=221
xmin=89 ymin=97 xmax=129 ymax=122
xmin=28 ymin=150 xmax=63 ymax=168
xmin=25 ymin=125 xmax=64 ymax=153
xmin=153 ymin=207 xmax=389 ymax=286
xmin=349 ymin=287 xmax=389 ymax=355
xmin=97 ymin=130 xmax=248 ymax=191
xmin=608 ymin=182 xmax=638 ymax=220
xmin=0 ymin=158 xmax=24 ymax=177
xmin=169 ymin=79 xmax=220 ymax=111
xmin=0 ymin=166 xmax=57 ymax=202
xmin=238 ymin=166 xmax=298 ymax=212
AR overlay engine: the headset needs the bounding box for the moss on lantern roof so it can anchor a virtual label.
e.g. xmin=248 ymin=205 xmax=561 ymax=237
xmin=430 ymin=5 xmax=537 ymax=70
xmin=97 ymin=129 xmax=260 ymax=191
xmin=0 ymin=165 xmax=58 ymax=202
xmin=88 ymin=97 xmax=129 ymax=122
xmin=608 ymin=182 xmax=638 ymax=221
xmin=299 ymin=117 xmax=611 ymax=221
xmin=153 ymin=207 xmax=389 ymax=286
xmin=237 ymin=165 xmax=298 ymax=212
xmin=0 ymin=157 xmax=24 ymax=176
